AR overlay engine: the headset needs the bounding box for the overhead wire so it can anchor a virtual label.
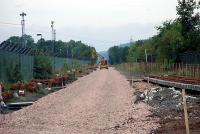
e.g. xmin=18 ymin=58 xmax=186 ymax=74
xmin=0 ymin=21 xmax=21 ymax=26
xmin=0 ymin=21 xmax=128 ymax=46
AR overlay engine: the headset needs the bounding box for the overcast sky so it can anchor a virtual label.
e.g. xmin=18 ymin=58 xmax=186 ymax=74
xmin=0 ymin=0 xmax=178 ymax=51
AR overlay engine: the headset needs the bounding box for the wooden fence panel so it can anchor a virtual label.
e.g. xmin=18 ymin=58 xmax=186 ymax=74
xmin=117 ymin=62 xmax=200 ymax=79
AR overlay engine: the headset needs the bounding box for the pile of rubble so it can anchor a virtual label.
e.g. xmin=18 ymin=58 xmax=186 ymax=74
xmin=123 ymin=74 xmax=200 ymax=133
xmin=134 ymin=87 xmax=200 ymax=117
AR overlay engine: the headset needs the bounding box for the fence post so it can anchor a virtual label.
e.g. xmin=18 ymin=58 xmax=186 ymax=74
xmin=199 ymin=64 xmax=200 ymax=79
xmin=182 ymin=89 xmax=190 ymax=134
xmin=131 ymin=76 xmax=133 ymax=87
xmin=147 ymin=77 xmax=150 ymax=104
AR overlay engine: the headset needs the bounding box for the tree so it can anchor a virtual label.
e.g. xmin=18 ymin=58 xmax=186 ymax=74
xmin=127 ymin=43 xmax=146 ymax=62
xmin=155 ymin=20 xmax=184 ymax=62
xmin=108 ymin=46 xmax=129 ymax=64
xmin=2 ymin=36 xmax=97 ymax=61
xmin=33 ymin=56 xmax=53 ymax=79
xmin=176 ymin=0 xmax=200 ymax=50
xmin=3 ymin=35 xmax=35 ymax=48
xmin=6 ymin=61 xmax=23 ymax=83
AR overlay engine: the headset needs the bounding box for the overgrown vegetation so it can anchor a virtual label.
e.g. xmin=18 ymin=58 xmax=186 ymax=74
xmin=2 ymin=36 xmax=97 ymax=61
xmin=6 ymin=61 xmax=23 ymax=83
xmin=33 ymin=56 xmax=53 ymax=79
xmin=71 ymin=60 xmax=81 ymax=69
xmin=108 ymin=46 xmax=129 ymax=64
xmin=1 ymin=30 xmax=97 ymax=82
xmin=109 ymin=0 xmax=200 ymax=64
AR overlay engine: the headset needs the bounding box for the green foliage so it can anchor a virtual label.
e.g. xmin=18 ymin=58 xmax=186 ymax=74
xmin=2 ymin=36 xmax=97 ymax=61
xmin=33 ymin=56 xmax=53 ymax=79
xmin=60 ymin=62 xmax=71 ymax=75
xmin=63 ymin=62 xmax=70 ymax=71
xmin=115 ymin=0 xmax=200 ymax=64
xmin=36 ymin=88 xmax=46 ymax=95
xmin=5 ymin=35 xmax=35 ymax=48
xmin=128 ymin=42 xmax=145 ymax=62
xmin=155 ymin=20 xmax=184 ymax=62
xmin=6 ymin=61 xmax=23 ymax=83
xmin=108 ymin=46 xmax=129 ymax=64
xmin=36 ymin=40 xmax=97 ymax=61
xmin=176 ymin=0 xmax=200 ymax=51
xmin=71 ymin=60 xmax=81 ymax=69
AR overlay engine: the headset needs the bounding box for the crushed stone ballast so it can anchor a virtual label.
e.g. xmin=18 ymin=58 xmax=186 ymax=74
xmin=144 ymin=77 xmax=200 ymax=92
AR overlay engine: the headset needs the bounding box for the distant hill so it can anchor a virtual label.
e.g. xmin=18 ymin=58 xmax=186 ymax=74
xmin=119 ymin=43 xmax=132 ymax=47
xmin=119 ymin=41 xmax=137 ymax=48
xmin=99 ymin=40 xmax=140 ymax=61
xmin=98 ymin=42 xmax=134 ymax=61
xmin=99 ymin=51 xmax=109 ymax=60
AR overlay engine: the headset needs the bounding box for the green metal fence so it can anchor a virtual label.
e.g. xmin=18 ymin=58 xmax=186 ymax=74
xmin=0 ymin=50 xmax=90 ymax=82
xmin=0 ymin=50 xmax=34 ymax=82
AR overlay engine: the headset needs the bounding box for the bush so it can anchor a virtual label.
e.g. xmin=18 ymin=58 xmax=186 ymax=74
xmin=6 ymin=61 xmax=23 ymax=83
xmin=71 ymin=60 xmax=81 ymax=69
xmin=34 ymin=56 xmax=53 ymax=79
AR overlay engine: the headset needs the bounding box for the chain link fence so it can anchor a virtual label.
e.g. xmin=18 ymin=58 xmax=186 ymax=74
xmin=0 ymin=50 xmax=90 ymax=82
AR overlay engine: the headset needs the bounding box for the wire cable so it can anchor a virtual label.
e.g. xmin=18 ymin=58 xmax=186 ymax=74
xmin=0 ymin=21 xmax=21 ymax=26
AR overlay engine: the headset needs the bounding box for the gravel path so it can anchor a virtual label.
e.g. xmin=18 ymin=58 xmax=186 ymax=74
xmin=0 ymin=68 xmax=158 ymax=134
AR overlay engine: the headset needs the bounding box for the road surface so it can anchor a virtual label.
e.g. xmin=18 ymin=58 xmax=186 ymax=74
xmin=0 ymin=68 xmax=158 ymax=134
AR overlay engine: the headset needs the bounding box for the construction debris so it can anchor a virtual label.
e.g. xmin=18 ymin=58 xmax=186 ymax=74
xmin=135 ymin=87 xmax=200 ymax=110
xmin=133 ymin=84 xmax=200 ymax=133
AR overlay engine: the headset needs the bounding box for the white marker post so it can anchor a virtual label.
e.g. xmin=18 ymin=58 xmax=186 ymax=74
xmin=182 ymin=89 xmax=190 ymax=134
xmin=131 ymin=76 xmax=133 ymax=87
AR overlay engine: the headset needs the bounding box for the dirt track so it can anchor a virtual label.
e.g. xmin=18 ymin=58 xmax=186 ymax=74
xmin=0 ymin=68 xmax=158 ymax=134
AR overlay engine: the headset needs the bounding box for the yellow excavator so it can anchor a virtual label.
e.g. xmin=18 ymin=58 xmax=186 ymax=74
xmin=99 ymin=57 xmax=108 ymax=70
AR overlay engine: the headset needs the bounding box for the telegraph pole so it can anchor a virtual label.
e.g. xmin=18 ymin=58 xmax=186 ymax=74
xmin=51 ymin=21 xmax=54 ymax=41
xmin=51 ymin=21 xmax=56 ymax=72
xmin=145 ymin=49 xmax=148 ymax=63
xmin=36 ymin=34 xmax=42 ymax=40
xmin=130 ymin=36 xmax=133 ymax=44
xmin=20 ymin=12 xmax=26 ymax=47
xmin=54 ymin=29 xmax=56 ymax=41
xmin=19 ymin=12 xmax=26 ymax=78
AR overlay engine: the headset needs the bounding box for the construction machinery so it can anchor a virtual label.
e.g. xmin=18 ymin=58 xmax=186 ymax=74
xmin=99 ymin=58 xmax=108 ymax=69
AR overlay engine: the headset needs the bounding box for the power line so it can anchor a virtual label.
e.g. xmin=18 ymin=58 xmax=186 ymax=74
xmin=0 ymin=20 xmax=128 ymax=46
xmin=0 ymin=20 xmax=127 ymax=44
xmin=0 ymin=21 xmax=20 ymax=26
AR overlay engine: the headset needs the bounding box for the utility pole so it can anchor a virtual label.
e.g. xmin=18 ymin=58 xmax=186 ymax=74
xmin=20 ymin=12 xmax=26 ymax=47
xmin=51 ymin=21 xmax=54 ymax=41
xmin=51 ymin=21 xmax=56 ymax=41
xmin=145 ymin=49 xmax=148 ymax=63
xmin=130 ymin=36 xmax=133 ymax=44
xmin=54 ymin=29 xmax=56 ymax=41
xmin=70 ymin=49 xmax=74 ymax=69
xmin=36 ymin=34 xmax=42 ymax=55
xmin=36 ymin=34 xmax=42 ymax=40
xmin=51 ymin=21 xmax=56 ymax=72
